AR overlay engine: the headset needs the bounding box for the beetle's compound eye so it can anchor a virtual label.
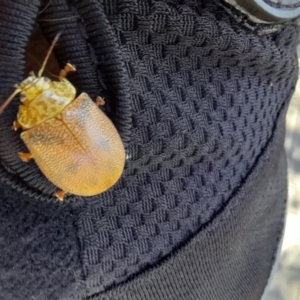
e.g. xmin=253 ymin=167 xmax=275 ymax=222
xmin=20 ymin=93 xmax=26 ymax=102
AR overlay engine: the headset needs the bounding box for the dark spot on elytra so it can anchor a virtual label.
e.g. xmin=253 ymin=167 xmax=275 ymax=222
xmin=65 ymin=163 xmax=78 ymax=173
xmin=96 ymin=137 xmax=110 ymax=149
xmin=28 ymin=130 xmax=64 ymax=145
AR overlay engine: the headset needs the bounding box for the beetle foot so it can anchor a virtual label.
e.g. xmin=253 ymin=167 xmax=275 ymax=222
xmin=18 ymin=152 xmax=33 ymax=162
xmin=59 ymin=63 xmax=76 ymax=79
xmin=55 ymin=190 xmax=66 ymax=201
xmin=95 ymin=96 xmax=105 ymax=106
xmin=12 ymin=120 xmax=21 ymax=131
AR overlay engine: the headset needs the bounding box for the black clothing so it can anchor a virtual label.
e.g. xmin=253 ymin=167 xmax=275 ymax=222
xmin=0 ymin=1 xmax=298 ymax=299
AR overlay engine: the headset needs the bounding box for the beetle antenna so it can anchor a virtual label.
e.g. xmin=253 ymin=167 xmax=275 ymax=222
xmin=38 ymin=32 xmax=61 ymax=77
xmin=27 ymin=52 xmax=60 ymax=79
xmin=0 ymin=88 xmax=21 ymax=114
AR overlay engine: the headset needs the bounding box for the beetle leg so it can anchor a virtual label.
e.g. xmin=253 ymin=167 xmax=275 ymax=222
xmin=59 ymin=63 xmax=76 ymax=80
xmin=55 ymin=190 xmax=66 ymax=201
xmin=95 ymin=96 xmax=105 ymax=106
xmin=12 ymin=120 xmax=21 ymax=131
xmin=18 ymin=152 xmax=33 ymax=162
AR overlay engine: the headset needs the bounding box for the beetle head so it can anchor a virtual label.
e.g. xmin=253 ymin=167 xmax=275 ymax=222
xmin=19 ymin=75 xmax=51 ymax=103
xmin=0 ymin=32 xmax=61 ymax=114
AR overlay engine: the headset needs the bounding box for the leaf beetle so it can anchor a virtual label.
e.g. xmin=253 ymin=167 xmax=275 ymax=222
xmin=0 ymin=33 xmax=125 ymax=201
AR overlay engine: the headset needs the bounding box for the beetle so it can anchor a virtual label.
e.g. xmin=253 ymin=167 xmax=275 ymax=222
xmin=0 ymin=33 xmax=125 ymax=201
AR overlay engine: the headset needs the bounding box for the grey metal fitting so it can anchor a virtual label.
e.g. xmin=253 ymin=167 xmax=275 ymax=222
xmin=224 ymin=0 xmax=300 ymax=23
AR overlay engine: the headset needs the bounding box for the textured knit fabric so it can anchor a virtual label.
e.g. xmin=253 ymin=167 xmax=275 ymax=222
xmin=90 ymin=114 xmax=288 ymax=300
xmin=0 ymin=0 xmax=299 ymax=299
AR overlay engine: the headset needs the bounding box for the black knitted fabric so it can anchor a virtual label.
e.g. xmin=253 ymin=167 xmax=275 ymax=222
xmin=90 ymin=119 xmax=288 ymax=300
xmin=0 ymin=0 xmax=299 ymax=299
